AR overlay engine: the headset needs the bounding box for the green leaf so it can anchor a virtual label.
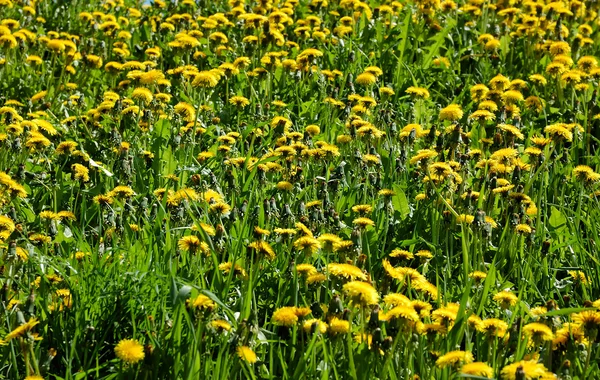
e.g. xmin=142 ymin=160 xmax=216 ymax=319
xmin=543 ymin=307 xmax=594 ymax=317
xmin=422 ymin=18 xmax=457 ymax=69
xmin=548 ymin=206 xmax=566 ymax=230
xmin=392 ymin=185 xmax=410 ymax=220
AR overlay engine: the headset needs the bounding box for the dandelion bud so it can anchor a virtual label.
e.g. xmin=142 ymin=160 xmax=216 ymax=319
xmin=16 ymin=310 xmax=27 ymax=325
xmin=310 ymin=302 xmax=322 ymax=318
xmin=310 ymin=321 xmax=319 ymax=334
xmin=515 ymin=365 xmax=526 ymax=380
xmin=150 ymin=203 xmax=158 ymax=220
xmin=329 ymin=295 xmax=343 ymax=316
xmin=49 ymin=220 xmax=58 ymax=238
xmin=382 ymin=336 xmax=393 ymax=351
xmin=342 ymin=308 xmax=351 ymax=320
xmin=216 ymin=224 xmax=225 ymax=240
xmin=546 ymin=299 xmax=558 ymax=311
xmin=368 ymin=306 xmax=380 ymax=330
xmin=1 ymin=283 xmax=8 ymax=303
xmin=542 ymin=240 xmax=551 ymax=255
xmin=26 ymin=289 xmax=35 ymax=316
xmin=8 ymin=241 xmax=17 ymax=260
xmin=372 ymin=327 xmax=383 ymax=346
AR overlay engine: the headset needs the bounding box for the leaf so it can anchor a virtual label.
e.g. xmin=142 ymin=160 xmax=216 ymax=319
xmin=548 ymin=207 xmax=566 ymax=230
xmin=543 ymin=307 xmax=594 ymax=317
xmin=422 ymin=18 xmax=457 ymax=69
xmin=63 ymin=225 xmax=73 ymax=239
xmin=392 ymin=185 xmax=411 ymax=219
xmin=397 ymin=12 xmax=411 ymax=64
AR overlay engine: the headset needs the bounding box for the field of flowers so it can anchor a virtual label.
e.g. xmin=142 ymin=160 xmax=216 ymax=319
xmin=1 ymin=0 xmax=600 ymax=378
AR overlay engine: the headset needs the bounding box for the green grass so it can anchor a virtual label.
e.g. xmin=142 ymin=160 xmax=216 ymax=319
xmin=1 ymin=0 xmax=600 ymax=379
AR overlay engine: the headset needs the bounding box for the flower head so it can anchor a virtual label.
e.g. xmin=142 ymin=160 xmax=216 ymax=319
xmin=114 ymin=339 xmax=145 ymax=364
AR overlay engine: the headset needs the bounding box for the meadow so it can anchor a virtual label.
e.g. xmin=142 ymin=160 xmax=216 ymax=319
xmin=1 ymin=0 xmax=600 ymax=378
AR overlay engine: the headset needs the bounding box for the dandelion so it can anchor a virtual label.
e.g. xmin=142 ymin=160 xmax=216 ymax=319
xmin=192 ymin=71 xmax=219 ymax=88
xmin=114 ymin=339 xmax=145 ymax=364
xmin=352 ymin=217 xmax=375 ymax=228
xmin=5 ymin=318 xmax=39 ymax=341
xmin=355 ymin=72 xmax=377 ymax=86
xmin=229 ymin=96 xmax=250 ymax=107
xmin=439 ymin=104 xmax=463 ymax=121
xmin=329 ymin=317 xmax=350 ymax=334
xmin=131 ymin=87 xmax=153 ymax=104
xmin=494 ymin=290 xmax=518 ymax=309
xmin=478 ymin=318 xmax=509 ymax=338
xmin=436 ymin=351 xmax=474 ymax=368
xmin=210 ymin=320 xmax=231 ymax=332
xmin=328 ymin=263 xmax=367 ymax=281
xmin=293 ymin=236 xmax=321 ymax=255
xmin=405 ymin=86 xmax=430 ymax=99
xmin=460 ymin=362 xmax=493 ymax=378
xmin=500 ymin=360 xmax=551 ymax=380
xmin=522 ymin=322 xmax=554 ymax=344
xmin=237 ymin=346 xmax=257 ymax=364
xmin=248 ymin=240 xmax=276 ymax=260
xmin=343 ymin=281 xmax=379 ymax=307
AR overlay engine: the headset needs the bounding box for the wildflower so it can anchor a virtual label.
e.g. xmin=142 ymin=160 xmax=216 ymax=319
xmin=355 ymin=72 xmax=377 ymax=86
xmin=131 ymin=87 xmax=153 ymax=104
xmin=469 ymin=110 xmax=495 ymax=122
xmin=460 ymin=362 xmax=493 ymax=378
xmin=237 ymin=346 xmax=257 ymax=364
xmin=469 ymin=271 xmax=487 ymax=283
xmin=218 ymin=262 xmax=247 ymax=278
xmin=108 ymin=185 xmax=135 ymax=198
xmin=328 ymin=263 xmax=367 ymax=281
xmin=178 ymin=236 xmax=209 ymax=255
xmin=572 ymin=311 xmax=600 ymax=339
xmin=478 ymin=318 xmax=509 ymax=338
xmin=114 ymin=339 xmax=145 ymax=364
xmin=515 ymin=224 xmax=532 ymax=234
xmin=248 ymin=241 xmax=276 ymax=260
xmin=568 ymin=270 xmax=589 ymax=284
xmin=5 ymin=318 xmax=39 ymax=341
xmin=432 ymin=307 xmax=458 ymax=327
xmin=272 ymin=307 xmax=299 ymax=326
xmin=307 ymin=273 xmax=327 ymax=285
xmin=410 ymin=149 xmax=438 ymax=165
xmin=296 ymin=264 xmax=317 ymax=276
xmin=303 ymin=319 xmax=328 ymax=334
xmin=71 ymin=164 xmax=90 ymax=182
xmin=436 ymin=351 xmax=474 ymax=368
xmin=329 ymin=317 xmax=350 ymax=334
xmin=390 ymin=249 xmax=413 ymax=260
xmin=210 ymin=320 xmax=231 ymax=332
xmin=383 ymin=305 xmax=420 ymax=324
xmin=502 ymin=90 xmax=524 ymax=104
xmin=293 ymin=236 xmax=321 ymax=255
xmin=522 ymin=322 xmax=554 ymax=344
xmin=489 ymin=74 xmax=510 ymax=90
xmin=500 ymin=360 xmax=550 ymax=380
xmin=229 ymin=96 xmax=250 ymax=108
xmin=191 ymin=71 xmax=219 ymax=88
xmin=439 ymin=104 xmax=463 ymax=121
xmin=470 ymin=84 xmax=489 ymax=101
xmin=494 ymin=291 xmax=518 ymax=309
xmin=343 ymin=281 xmax=379 ymax=307
xmin=209 ymin=202 xmax=231 ymax=216
xmin=352 ymin=217 xmax=375 ymax=228
xmin=406 ymin=86 xmax=430 ymax=99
